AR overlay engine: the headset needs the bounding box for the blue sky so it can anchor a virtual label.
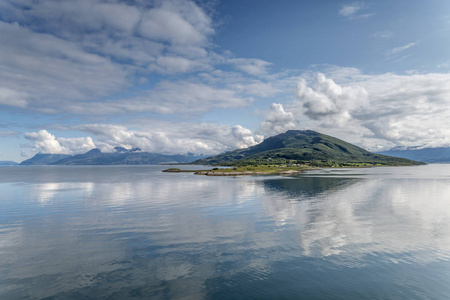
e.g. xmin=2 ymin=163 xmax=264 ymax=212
xmin=1 ymin=0 xmax=450 ymax=162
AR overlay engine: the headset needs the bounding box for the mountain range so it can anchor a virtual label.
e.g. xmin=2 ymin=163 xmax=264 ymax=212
xmin=194 ymin=130 xmax=423 ymax=166
xmin=0 ymin=161 xmax=19 ymax=166
xmin=20 ymin=147 xmax=207 ymax=165
xmin=17 ymin=131 xmax=435 ymax=166
xmin=377 ymin=147 xmax=450 ymax=163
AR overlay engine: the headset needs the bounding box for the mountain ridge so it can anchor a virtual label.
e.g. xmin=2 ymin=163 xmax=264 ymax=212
xmin=0 ymin=161 xmax=19 ymax=166
xmin=194 ymin=130 xmax=423 ymax=166
xmin=377 ymin=147 xmax=450 ymax=163
xmin=20 ymin=149 xmax=207 ymax=165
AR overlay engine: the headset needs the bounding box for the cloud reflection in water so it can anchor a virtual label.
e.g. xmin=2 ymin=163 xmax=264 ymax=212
xmin=1 ymin=165 xmax=450 ymax=299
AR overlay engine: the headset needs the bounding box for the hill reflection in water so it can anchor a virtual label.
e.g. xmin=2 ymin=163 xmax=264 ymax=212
xmin=1 ymin=165 xmax=450 ymax=299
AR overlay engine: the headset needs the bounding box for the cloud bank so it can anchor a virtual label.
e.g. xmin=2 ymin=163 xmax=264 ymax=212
xmin=24 ymin=121 xmax=265 ymax=156
xmin=24 ymin=67 xmax=450 ymax=156
xmin=0 ymin=0 xmax=275 ymax=116
xmin=294 ymin=70 xmax=450 ymax=150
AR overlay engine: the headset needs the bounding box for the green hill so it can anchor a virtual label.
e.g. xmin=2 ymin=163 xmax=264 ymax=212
xmin=194 ymin=130 xmax=423 ymax=167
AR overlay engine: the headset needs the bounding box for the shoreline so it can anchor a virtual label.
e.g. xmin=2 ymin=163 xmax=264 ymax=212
xmin=162 ymin=167 xmax=314 ymax=176
xmin=162 ymin=163 xmax=422 ymax=177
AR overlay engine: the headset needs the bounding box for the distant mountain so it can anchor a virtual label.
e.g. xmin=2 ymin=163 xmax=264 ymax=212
xmin=20 ymin=154 xmax=72 ymax=165
xmin=377 ymin=147 xmax=450 ymax=163
xmin=0 ymin=161 xmax=19 ymax=166
xmin=194 ymin=130 xmax=423 ymax=166
xmin=20 ymin=148 xmax=207 ymax=165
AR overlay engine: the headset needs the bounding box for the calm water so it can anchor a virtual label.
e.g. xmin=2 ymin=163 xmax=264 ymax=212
xmin=1 ymin=164 xmax=450 ymax=299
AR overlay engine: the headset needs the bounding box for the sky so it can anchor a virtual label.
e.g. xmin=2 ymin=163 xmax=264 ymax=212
xmin=1 ymin=0 xmax=450 ymax=162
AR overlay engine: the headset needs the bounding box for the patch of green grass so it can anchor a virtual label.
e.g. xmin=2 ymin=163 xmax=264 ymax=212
xmin=205 ymin=164 xmax=312 ymax=174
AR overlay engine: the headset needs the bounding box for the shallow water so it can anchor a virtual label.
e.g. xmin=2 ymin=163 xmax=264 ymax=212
xmin=1 ymin=164 xmax=450 ymax=299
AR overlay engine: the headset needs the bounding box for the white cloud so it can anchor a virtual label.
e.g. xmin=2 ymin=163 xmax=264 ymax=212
xmin=0 ymin=0 xmax=278 ymax=118
xmin=259 ymin=103 xmax=297 ymax=137
xmin=230 ymin=125 xmax=264 ymax=149
xmin=139 ymin=7 xmax=209 ymax=45
xmin=390 ymin=42 xmax=417 ymax=55
xmin=355 ymin=72 xmax=450 ymax=149
xmin=57 ymin=136 xmax=97 ymax=154
xmin=152 ymin=55 xmax=212 ymax=74
xmin=0 ymin=0 xmax=221 ymax=115
xmin=0 ymin=87 xmax=28 ymax=108
xmin=339 ymin=2 xmax=372 ymax=20
xmin=0 ymin=21 xmax=129 ymax=112
xmin=228 ymin=58 xmax=272 ymax=76
xmin=75 ymin=122 xmax=263 ymax=155
xmin=24 ymin=130 xmax=96 ymax=154
xmin=65 ymin=80 xmax=254 ymax=115
xmin=294 ymin=70 xmax=450 ymax=150
xmin=24 ymin=130 xmax=71 ymax=154
xmin=339 ymin=2 xmax=363 ymax=17
xmin=295 ymin=73 xmax=368 ymax=126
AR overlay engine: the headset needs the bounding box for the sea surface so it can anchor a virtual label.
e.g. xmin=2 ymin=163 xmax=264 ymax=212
xmin=1 ymin=164 xmax=450 ymax=299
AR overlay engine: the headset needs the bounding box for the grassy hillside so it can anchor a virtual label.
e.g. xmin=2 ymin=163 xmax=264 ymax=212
xmin=194 ymin=130 xmax=423 ymax=167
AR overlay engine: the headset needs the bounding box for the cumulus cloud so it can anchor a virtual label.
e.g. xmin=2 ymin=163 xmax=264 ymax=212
xmin=75 ymin=122 xmax=263 ymax=155
xmin=24 ymin=130 xmax=70 ymax=154
xmin=230 ymin=125 xmax=264 ymax=149
xmin=295 ymin=73 xmax=368 ymax=126
xmin=57 ymin=136 xmax=97 ymax=153
xmin=24 ymin=130 xmax=96 ymax=154
xmin=292 ymin=69 xmax=450 ymax=150
xmin=259 ymin=103 xmax=297 ymax=137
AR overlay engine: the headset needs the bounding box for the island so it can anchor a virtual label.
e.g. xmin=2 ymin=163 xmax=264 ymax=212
xmin=163 ymin=130 xmax=424 ymax=176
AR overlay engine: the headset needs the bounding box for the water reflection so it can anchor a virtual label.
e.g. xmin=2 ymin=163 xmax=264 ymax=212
xmin=1 ymin=165 xmax=450 ymax=299
xmin=262 ymin=176 xmax=358 ymax=198
xmin=29 ymin=182 xmax=95 ymax=205
xmin=260 ymin=174 xmax=450 ymax=263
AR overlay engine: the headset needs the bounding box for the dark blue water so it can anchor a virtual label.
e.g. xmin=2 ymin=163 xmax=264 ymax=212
xmin=1 ymin=165 xmax=450 ymax=299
